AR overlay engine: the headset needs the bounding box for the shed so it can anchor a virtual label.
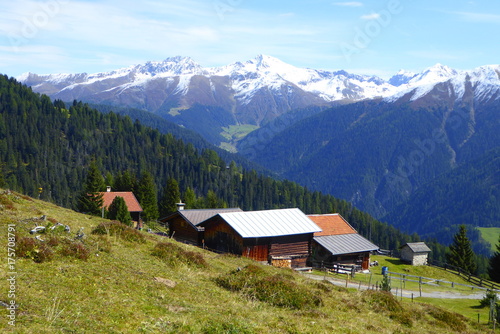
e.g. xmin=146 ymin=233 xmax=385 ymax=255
xmin=159 ymin=208 xmax=243 ymax=246
xmin=400 ymin=242 xmax=431 ymax=266
xmin=308 ymin=214 xmax=379 ymax=270
xmin=199 ymin=208 xmax=322 ymax=268
xmin=101 ymin=187 xmax=143 ymax=224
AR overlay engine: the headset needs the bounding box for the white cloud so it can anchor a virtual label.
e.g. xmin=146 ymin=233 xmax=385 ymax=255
xmin=333 ymin=2 xmax=363 ymax=7
xmin=360 ymin=13 xmax=380 ymax=20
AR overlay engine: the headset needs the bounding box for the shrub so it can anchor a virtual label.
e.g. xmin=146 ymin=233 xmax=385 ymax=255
xmin=92 ymin=221 xmax=127 ymax=235
xmin=47 ymin=236 xmax=61 ymax=247
xmin=425 ymin=304 xmax=467 ymax=332
xmin=0 ymin=194 xmax=15 ymax=211
xmin=216 ymin=265 xmax=322 ymax=310
xmin=363 ymin=290 xmax=414 ymax=327
xmin=92 ymin=235 xmax=113 ymax=253
xmin=16 ymin=236 xmax=37 ymax=258
xmin=152 ymin=242 xmax=207 ymax=268
xmin=479 ymin=289 xmax=498 ymax=308
xmin=16 ymin=237 xmax=53 ymax=263
xmin=60 ymin=241 xmax=90 ymax=261
xmin=92 ymin=221 xmax=145 ymax=243
xmin=120 ymin=227 xmax=146 ymax=243
xmin=363 ymin=290 xmax=400 ymax=313
xmin=33 ymin=244 xmax=54 ymax=263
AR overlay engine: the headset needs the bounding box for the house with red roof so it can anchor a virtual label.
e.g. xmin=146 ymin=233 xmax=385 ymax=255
xmin=100 ymin=187 xmax=143 ymax=224
xmin=308 ymin=214 xmax=378 ymax=271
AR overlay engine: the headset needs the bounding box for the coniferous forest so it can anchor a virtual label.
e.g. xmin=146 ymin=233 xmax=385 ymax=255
xmin=0 ymin=74 xmax=449 ymax=261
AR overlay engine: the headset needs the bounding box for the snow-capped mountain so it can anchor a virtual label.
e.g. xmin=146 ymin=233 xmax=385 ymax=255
xmin=19 ymin=55 xmax=398 ymax=108
xmin=386 ymin=63 xmax=500 ymax=104
xmin=17 ymin=55 xmax=500 ymax=146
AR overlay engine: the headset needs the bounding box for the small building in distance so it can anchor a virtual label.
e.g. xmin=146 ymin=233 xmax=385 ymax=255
xmin=400 ymin=242 xmax=431 ymax=266
xmin=101 ymin=186 xmax=143 ymax=224
xmin=200 ymin=208 xmax=322 ymax=269
xmin=159 ymin=206 xmax=243 ymax=246
xmin=308 ymin=213 xmax=379 ymax=271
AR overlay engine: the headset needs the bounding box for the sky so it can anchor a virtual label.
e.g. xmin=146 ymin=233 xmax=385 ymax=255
xmin=1 ymin=0 xmax=499 ymax=78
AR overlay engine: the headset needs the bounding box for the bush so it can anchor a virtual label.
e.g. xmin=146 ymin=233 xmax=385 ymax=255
xmin=363 ymin=290 xmax=414 ymax=327
xmin=425 ymin=304 xmax=467 ymax=332
xmin=216 ymin=265 xmax=322 ymax=310
xmin=152 ymin=242 xmax=207 ymax=268
xmin=0 ymin=193 xmax=15 ymax=211
xmin=479 ymin=289 xmax=498 ymax=308
xmin=16 ymin=236 xmax=53 ymax=263
xmin=60 ymin=241 xmax=90 ymax=261
xmin=92 ymin=221 xmax=145 ymax=243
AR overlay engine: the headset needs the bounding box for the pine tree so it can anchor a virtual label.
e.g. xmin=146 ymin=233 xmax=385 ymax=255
xmin=488 ymin=235 xmax=500 ymax=283
xmin=77 ymin=161 xmax=105 ymax=215
xmin=136 ymin=171 xmax=159 ymax=222
xmin=183 ymin=187 xmax=197 ymax=209
xmin=159 ymin=178 xmax=181 ymax=217
xmin=114 ymin=170 xmax=136 ymax=192
xmin=205 ymin=190 xmax=227 ymax=209
xmin=447 ymin=225 xmax=477 ymax=274
xmin=108 ymin=196 xmax=132 ymax=226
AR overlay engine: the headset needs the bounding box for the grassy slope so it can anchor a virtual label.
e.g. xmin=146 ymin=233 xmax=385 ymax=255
xmin=0 ymin=190 xmax=492 ymax=333
xmin=478 ymin=227 xmax=500 ymax=252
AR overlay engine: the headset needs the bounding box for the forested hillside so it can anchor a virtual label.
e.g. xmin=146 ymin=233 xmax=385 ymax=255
xmin=0 ymin=75 xmax=431 ymax=256
xmin=238 ymin=98 xmax=500 ymax=250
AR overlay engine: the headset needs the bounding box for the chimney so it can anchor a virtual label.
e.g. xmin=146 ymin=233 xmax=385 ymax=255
xmin=176 ymin=202 xmax=185 ymax=211
xmin=106 ymin=186 xmax=111 ymax=192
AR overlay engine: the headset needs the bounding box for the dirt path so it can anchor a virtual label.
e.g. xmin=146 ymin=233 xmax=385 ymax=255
xmin=304 ymin=273 xmax=486 ymax=300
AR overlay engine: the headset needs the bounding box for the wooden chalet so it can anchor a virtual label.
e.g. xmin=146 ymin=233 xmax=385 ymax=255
xmin=101 ymin=187 xmax=143 ymax=224
xmin=308 ymin=214 xmax=378 ymax=271
xmin=199 ymin=208 xmax=322 ymax=269
xmin=159 ymin=206 xmax=243 ymax=246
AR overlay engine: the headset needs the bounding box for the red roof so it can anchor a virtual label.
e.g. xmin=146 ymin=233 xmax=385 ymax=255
xmin=101 ymin=192 xmax=143 ymax=212
xmin=307 ymin=214 xmax=356 ymax=236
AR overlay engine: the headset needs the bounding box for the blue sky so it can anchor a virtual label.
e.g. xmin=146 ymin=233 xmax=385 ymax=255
xmin=1 ymin=0 xmax=499 ymax=78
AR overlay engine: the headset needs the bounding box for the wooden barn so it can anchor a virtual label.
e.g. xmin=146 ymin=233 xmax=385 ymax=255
xmin=199 ymin=208 xmax=322 ymax=269
xmin=308 ymin=214 xmax=379 ymax=271
xmin=400 ymin=242 xmax=431 ymax=266
xmin=159 ymin=206 xmax=243 ymax=246
xmin=101 ymin=187 xmax=143 ymax=224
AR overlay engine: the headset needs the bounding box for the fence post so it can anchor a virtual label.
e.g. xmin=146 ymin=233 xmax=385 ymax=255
xmin=419 ymin=277 xmax=422 ymax=297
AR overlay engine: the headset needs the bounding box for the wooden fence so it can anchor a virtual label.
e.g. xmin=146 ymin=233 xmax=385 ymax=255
xmin=428 ymin=259 xmax=500 ymax=291
xmin=311 ymin=261 xmax=362 ymax=276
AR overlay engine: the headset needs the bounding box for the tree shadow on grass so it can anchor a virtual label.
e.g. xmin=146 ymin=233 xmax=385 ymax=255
xmin=385 ymin=258 xmax=405 ymax=266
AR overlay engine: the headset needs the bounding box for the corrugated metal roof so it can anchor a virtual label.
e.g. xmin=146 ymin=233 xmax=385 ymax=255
xmin=314 ymin=234 xmax=379 ymax=255
xmin=180 ymin=208 xmax=243 ymax=226
xmin=403 ymin=242 xmax=431 ymax=253
xmin=216 ymin=208 xmax=322 ymax=238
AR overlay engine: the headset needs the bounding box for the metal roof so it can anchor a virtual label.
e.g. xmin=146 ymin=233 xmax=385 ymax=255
xmin=215 ymin=208 xmax=322 ymax=238
xmin=313 ymin=234 xmax=379 ymax=255
xmin=179 ymin=208 xmax=243 ymax=226
xmin=403 ymin=242 xmax=431 ymax=253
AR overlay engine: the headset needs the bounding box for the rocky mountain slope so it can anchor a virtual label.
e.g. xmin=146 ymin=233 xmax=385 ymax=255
xmin=19 ymin=56 xmax=500 ymax=148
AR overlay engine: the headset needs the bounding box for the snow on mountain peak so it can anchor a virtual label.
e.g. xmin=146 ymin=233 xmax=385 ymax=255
xmin=134 ymin=56 xmax=204 ymax=77
xmin=16 ymin=56 xmax=500 ymax=108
